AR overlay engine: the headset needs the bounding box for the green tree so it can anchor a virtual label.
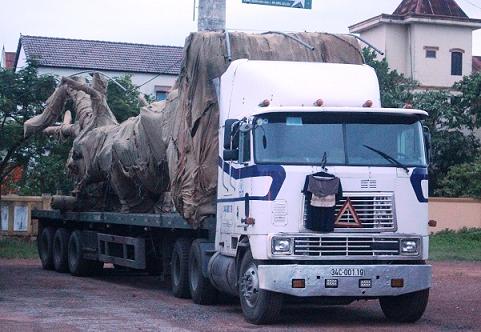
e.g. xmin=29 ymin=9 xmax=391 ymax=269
xmin=436 ymin=160 xmax=481 ymax=198
xmin=362 ymin=48 xmax=417 ymax=108
xmin=14 ymin=137 xmax=74 ymax=195
xmin=0 ymin=63 xmax=60 ymax=195
xmin=431 ymin=72 xmax=481 ymax=197
xmin=411 ymin=90 xmax=480 ymax=193
xmin=106 ymin=75 xmax=145 ymax=122
xmin=453 ymin=72 xmax=481 ymax=130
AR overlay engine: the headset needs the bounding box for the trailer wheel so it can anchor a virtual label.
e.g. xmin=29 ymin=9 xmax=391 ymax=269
xmin=171 ymin=237 xmax=191 ymax=299
xmin=189 ymin=239 xmax=218 ymax=305
xmin=68 ymin=230 xmax=103 ymax=276
xmin=239 ymin=249 xmax=283 ymax=325
xmin=38 ymin=226 xmax=56 ymax=270
xmin=53 ymin=228 xmax=70 ymax=273
xmin=380 ymin=289 xmax=429 ymax=323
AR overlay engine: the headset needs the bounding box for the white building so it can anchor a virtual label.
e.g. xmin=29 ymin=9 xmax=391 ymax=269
xmin=349 ymin=0 xmax=481 ymax=89
xmin=13 ymin=35 xmax=183 ymax=99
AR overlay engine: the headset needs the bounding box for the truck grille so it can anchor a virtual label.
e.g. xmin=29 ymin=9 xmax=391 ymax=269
xmin=293 ymin=236 xmax=401 ymax=257
xmin=303 ymin=192 xmax=396 ymax=232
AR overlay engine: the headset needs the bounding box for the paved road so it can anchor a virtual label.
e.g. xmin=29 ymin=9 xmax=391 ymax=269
xmin=0 ymin=259 xmax=480 ymax=331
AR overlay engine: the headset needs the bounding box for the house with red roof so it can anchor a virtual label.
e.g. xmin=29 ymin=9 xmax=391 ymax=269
xmin=350 ymin=0 xmax=481 ymax=89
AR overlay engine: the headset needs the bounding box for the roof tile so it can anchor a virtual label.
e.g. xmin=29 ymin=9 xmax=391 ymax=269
xmin=19 ymin=36 xmax=183 ymax=75
xmin=393 ymin=0 xmax=469 ymax=18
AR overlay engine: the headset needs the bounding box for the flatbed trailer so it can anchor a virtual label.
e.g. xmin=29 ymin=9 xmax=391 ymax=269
xmin=32 ymin=209 xmax=216 ymax=281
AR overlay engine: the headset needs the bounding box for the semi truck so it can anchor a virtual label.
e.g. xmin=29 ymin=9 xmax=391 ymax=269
xmin=33 ymin=59 xmax=431 ymax=325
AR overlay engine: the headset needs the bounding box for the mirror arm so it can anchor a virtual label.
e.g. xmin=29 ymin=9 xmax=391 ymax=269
xmin=229 ymin=160 xmax=235 ymax=190
xmin=221 ymin=161 xmax=229 ymax=191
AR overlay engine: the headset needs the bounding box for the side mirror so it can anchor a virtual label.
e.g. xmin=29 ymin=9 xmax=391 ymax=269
xmin=223 ymin=119 xmax=240 ymax=150
xmin=423 ymin=126 xmax=432 ymax=164
xmin=223 ymin=149 xmax=239 ymax=161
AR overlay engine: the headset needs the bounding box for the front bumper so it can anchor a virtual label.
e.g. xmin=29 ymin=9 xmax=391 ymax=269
xmin=258 ymin=264 xmax=431 ymax=297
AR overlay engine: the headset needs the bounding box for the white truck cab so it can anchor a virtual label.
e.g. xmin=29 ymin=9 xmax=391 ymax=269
xmin=210 ymin=59 xmax=431 ymax=324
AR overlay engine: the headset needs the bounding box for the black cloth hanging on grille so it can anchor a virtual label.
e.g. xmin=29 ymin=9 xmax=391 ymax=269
xmin=302 ymin=172 xmax=343 ymax=232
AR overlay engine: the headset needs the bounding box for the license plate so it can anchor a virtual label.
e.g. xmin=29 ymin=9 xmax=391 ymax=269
xmin=330 ymin=268 xmax=365 ymax=277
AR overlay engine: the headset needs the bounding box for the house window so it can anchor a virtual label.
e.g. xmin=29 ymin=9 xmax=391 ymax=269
xmin=450 ymin=49 xmax=464 ymax=76
xmin=426 ymin=50 xmax=436 ymax=58
xmin=154 ymin=85 xmax=171 ymax=101
xmin=155 ymin=91 xmax=167 ymax=101
xmin=424 ymin=46 xmax=438 ymax=59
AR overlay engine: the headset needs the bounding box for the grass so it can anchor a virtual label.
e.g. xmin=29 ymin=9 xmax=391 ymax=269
xmin=430 ymin=228 xmax=481 ymax=261
xmin=0 ymin=237 xmax=38 ymax=259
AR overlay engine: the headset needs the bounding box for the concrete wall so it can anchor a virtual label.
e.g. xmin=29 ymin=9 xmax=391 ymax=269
xmin=0 ymin=195 xmax=51 ymax=237
xmin=411 ymin=23 xmax=472 ymax=87
xmin=385 ymin=24 xmax=409 ymax=76
xmin=360 ymin=25 xmax=387 ymax=58
xmin=429 ymin=197 xmax=481 ymax=233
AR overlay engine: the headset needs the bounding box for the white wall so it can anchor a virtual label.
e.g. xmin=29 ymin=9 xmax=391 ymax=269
xmin=411 ymin=23 xmax=472 ymax=88
xmin=36 ymin=67 xmax=177 ymax=97
xmin=360 ymin=21 xmax=474 ymax=88
xmin=360 ymin=25 xmax=387 ymax=58
xmin=385 ymin=24 xmax=409 ymax=76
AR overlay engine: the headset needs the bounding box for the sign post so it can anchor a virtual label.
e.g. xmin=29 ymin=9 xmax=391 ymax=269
xmin=198 ymin=0 xmax=226 ymax=31
xmin=242 ymin=0 xmax=312 ymax=9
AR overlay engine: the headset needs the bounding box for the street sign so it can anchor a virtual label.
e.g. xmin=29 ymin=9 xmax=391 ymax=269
xmin=242 ymin=0 xmax=312 ymax=9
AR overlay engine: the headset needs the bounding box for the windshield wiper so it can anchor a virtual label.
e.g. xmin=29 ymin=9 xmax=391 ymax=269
xmin=362 ymin=145 xmax=409 ymax=173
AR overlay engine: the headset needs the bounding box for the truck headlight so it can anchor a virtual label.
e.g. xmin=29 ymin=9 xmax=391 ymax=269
xmin=272 ymin=237 xmax=292 ymax=254
xmin=400 ymin=239 xmax=419 ymax=255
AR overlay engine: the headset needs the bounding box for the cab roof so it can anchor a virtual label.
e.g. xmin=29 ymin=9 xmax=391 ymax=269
xmin=252 ymin=106 xmax=428 ymax=118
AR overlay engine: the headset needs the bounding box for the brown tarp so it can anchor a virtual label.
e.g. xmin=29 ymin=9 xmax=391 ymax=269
xmin=24 ymin=32 xmax=363 ymax=228
xmin=169 ymin=32 xmax=363 ymax=226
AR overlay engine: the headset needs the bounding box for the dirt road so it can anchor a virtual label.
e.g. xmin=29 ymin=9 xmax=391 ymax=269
xmin=0 ymin=259 xmax=480 ymax=331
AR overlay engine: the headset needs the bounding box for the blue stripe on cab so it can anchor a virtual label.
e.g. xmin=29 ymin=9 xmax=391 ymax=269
xmin=217 ymin=157 xmax=286 ymax=203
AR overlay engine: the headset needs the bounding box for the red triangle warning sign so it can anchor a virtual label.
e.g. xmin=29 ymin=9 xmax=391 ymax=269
xmin=335 ymin=198 xmax=362 ymax=228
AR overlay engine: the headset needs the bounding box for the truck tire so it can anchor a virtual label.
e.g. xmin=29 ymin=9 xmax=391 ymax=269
xmin=38 ymin=226 xmax=55 ymax=270
xmin=239 ymin=250 xmax=283 ymax=325
xmin=53 ymin=228 xmax=70 ymax=272
xmin=68 ymin=230 xmax=103 ymax=276
xmin=189 ymin=239 xmax=218 ymax=305
xmin=171 ymin=237 xmax=191 ymax=299
xmin=380 ymin=289 xmax=429 ymax=323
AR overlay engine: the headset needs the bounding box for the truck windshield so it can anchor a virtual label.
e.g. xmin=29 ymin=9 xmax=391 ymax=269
xmin=253 ymin=112 xmax=427 ymax=167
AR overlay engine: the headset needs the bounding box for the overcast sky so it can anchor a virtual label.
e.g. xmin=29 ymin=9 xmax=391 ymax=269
xmin=1 ymin=0 xmax=481 ymax=54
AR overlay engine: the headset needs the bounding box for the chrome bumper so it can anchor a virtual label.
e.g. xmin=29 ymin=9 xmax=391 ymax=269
xmin=258 ymin=264 xmax=432 ymax=297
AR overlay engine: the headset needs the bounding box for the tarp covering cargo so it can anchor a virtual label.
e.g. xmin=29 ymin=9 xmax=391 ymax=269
xmin=24 ymin=32 xmax=363 ymax=228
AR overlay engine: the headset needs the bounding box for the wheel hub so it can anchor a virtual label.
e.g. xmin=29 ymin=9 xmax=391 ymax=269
xmin=240 ymin=264 xmax=259 ymax=307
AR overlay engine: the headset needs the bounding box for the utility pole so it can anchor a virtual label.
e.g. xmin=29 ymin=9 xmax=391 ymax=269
xmin=197 ymin=0 xmax=226 ymax=31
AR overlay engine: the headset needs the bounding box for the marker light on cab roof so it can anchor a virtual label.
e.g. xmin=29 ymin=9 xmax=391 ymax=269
xmin=313 ymin=99 xmax=324 ymax=107
xmin=363 ymin=100 xmax=373 ymax=108
xmin=259 ymin=99 xmax=270 ymax=107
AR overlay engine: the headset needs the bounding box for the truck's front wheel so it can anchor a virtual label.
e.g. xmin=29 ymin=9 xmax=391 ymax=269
xmin=380 ymin=289 xmax=429 ymax=323
xmin=239 ymin=250 xmax=283 ymax=325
